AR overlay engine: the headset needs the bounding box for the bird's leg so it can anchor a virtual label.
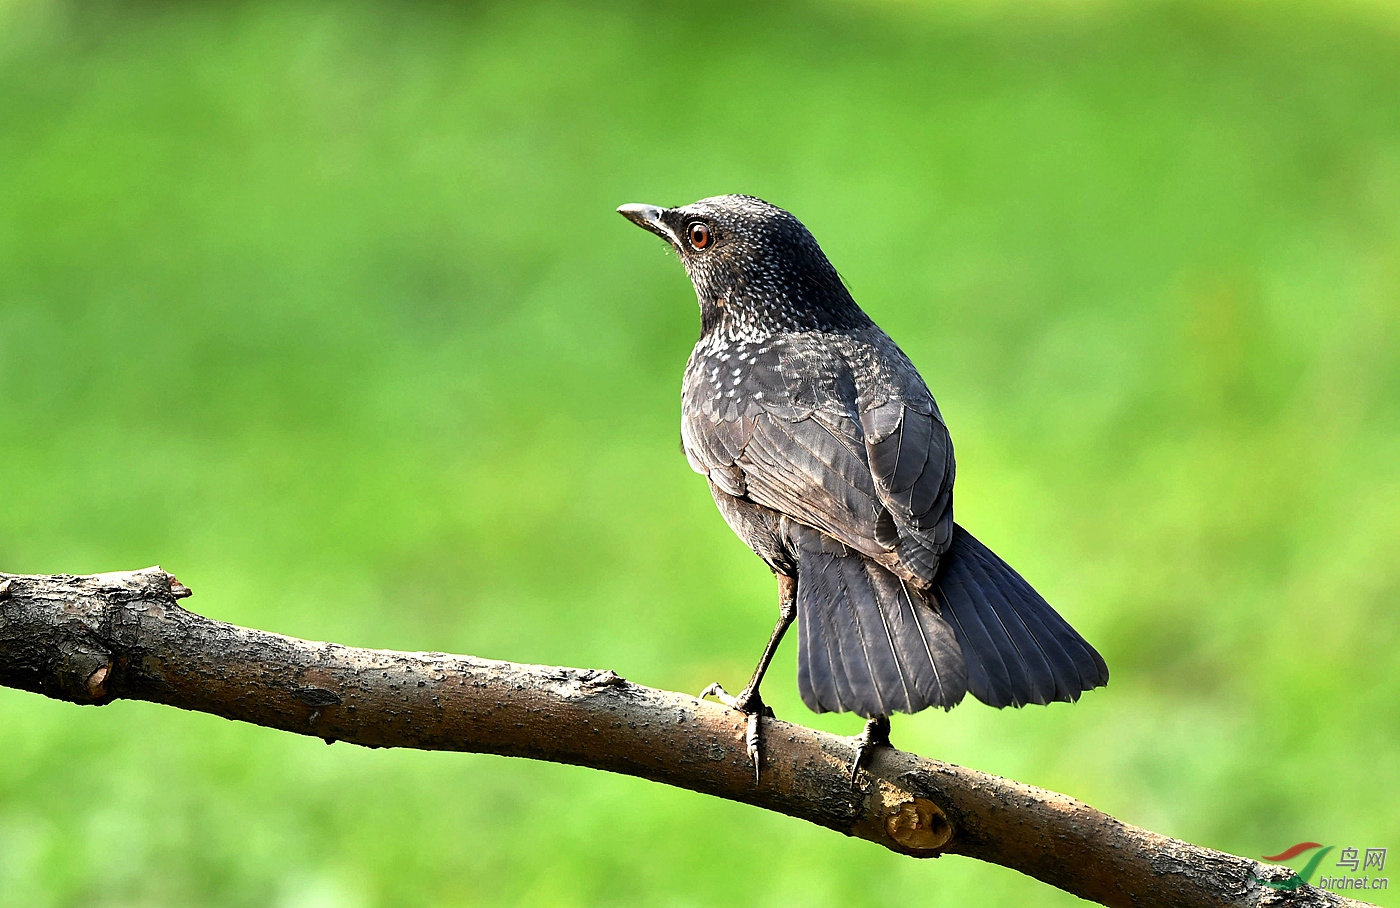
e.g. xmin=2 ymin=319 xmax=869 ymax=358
xmin=700 ymin=574 xmax=797 ymax=782
xmin=850 ymin=716 xmax=892 ymax=791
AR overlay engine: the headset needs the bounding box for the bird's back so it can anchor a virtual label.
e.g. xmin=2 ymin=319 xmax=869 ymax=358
xmin=682 ymin=321 xmax=955 ymax=588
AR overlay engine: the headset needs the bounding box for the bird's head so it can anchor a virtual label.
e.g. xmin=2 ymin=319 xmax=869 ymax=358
xmin=618 ymin=194 xmax=862 ymax=336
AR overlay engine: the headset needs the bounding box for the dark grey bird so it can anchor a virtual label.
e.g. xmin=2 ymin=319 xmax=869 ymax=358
xmin=618 ymin=195 xmax=1108 ymax=783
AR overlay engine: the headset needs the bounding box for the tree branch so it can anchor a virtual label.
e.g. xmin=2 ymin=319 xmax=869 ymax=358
xmin=0 ymin=567 xmax=1376 ymax=908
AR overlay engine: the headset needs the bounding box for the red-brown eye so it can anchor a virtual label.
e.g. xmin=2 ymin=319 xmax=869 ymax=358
xmin=687 ymin=222 xmax=711 ymax=250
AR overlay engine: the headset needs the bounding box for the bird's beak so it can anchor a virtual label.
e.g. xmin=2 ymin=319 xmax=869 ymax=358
xmin=617 ymin=203 xmax=675 ymax=244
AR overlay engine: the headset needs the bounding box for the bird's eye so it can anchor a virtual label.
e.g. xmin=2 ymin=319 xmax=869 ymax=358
xmin=687 ymin=222 xmax=711 ymax=250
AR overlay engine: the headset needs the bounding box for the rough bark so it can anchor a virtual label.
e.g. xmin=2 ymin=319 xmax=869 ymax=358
xmin=0 ymin=567 xmax=1377 ymax=908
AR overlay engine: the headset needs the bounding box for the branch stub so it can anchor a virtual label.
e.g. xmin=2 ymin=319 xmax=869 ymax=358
xmin=886 ymin=797 xmax=953 ymax=853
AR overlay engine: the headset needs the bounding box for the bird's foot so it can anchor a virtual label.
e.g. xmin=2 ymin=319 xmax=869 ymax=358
xmin=699 ymin=683 xmax=774 ymax=783
xmin=850 ymin=716 xmax=892 ymax=791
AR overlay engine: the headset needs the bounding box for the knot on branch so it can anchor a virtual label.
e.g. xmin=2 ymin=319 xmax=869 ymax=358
xmin=50 ymin=625 xmax=114 ymax=704
xmin=0 ymin=565 xmax=188 ymax=705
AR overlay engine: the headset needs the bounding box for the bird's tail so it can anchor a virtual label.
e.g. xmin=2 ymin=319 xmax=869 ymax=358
xmin=792 ymin=524 xmax=966 ymax=718
xmin=934 ymin=524 xmax=1109 ymax=708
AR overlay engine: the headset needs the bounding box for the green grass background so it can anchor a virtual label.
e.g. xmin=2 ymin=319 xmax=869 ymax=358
xmin=2 ymin=0 xmax=1398 ymax=904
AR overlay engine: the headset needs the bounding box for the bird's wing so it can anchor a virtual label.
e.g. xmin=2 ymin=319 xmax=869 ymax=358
xmin=682 ymin=333 xmax=954 ymax=586
xmin=843 ymin=328 xmax=956 ymax=583
xmin=858 ymin=394 xmax=955 ymax=584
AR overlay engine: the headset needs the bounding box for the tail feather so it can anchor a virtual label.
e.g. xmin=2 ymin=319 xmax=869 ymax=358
xmin=792 ymin=525 xmax=965 ymax=717
xmin=934 ymin=561 xmax=1018 ymax=707
xmin=801 ymin=560 xmax=862 ymax=711
xmin=795 ymin=580 xmax=838 ymax=710
xmin=829 ymin=555 xmax=904 ymax=715
xmin=961 ymin=548 xmax=1059 ymax=705
xmin=969 ymin=541 xmax=1103 ymax=699
xmin=970 ymin=536 xmax=1110 ymax=699
xmin=936 ymin=525 xmax=1109 ymax=708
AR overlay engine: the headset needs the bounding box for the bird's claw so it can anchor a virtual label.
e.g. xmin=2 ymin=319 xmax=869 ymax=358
xmin=850 ymin=716 xmax=893 ymax=792
xmin=745 ymin=712 xmax=761 ymax=783
xmin=700 ymin=683 xmax=774 ymax=783
xmin=699 ymin=682 xmax=737 ymax=707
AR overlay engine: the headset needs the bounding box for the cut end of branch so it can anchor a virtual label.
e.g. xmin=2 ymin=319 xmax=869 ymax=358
xmin=885 ymin=797 xmax=952 ymax=853
xmin=125 ymin=565 xmax=192 ymax=599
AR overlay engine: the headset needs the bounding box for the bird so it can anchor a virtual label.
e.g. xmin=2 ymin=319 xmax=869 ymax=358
xmin=618 ymin=195 xmax=1108 ymax=785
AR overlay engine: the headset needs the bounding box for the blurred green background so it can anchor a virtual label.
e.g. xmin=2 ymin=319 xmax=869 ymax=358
xmin=2 ymin=0 xmax=1398 ymax=904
